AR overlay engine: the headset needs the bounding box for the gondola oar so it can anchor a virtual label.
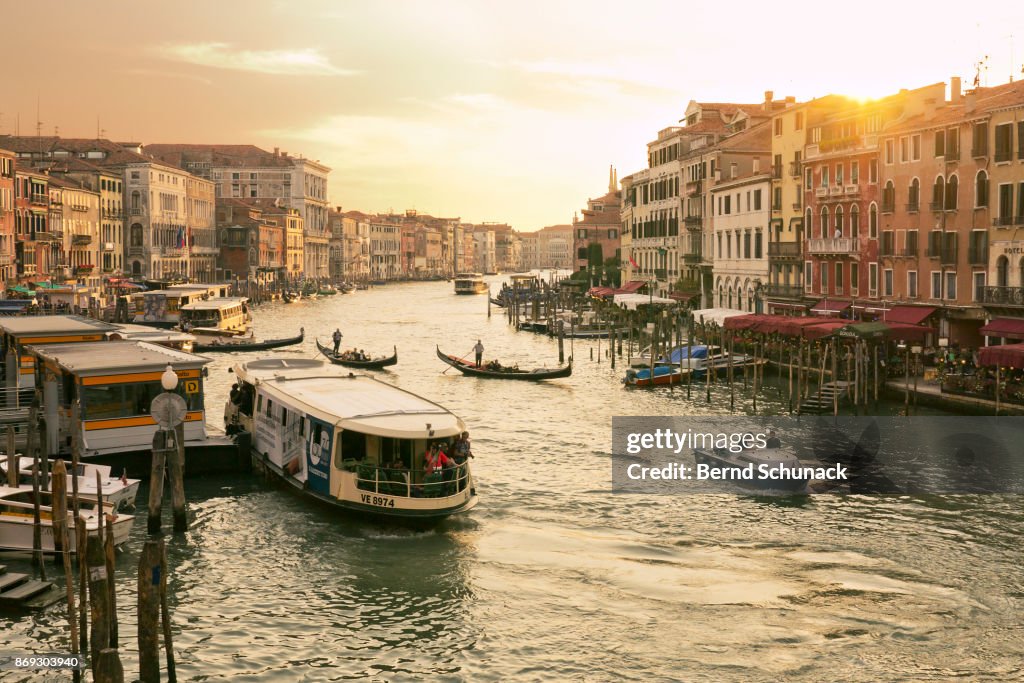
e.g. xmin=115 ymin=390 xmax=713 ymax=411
xmin=443 ymin=346 xmax=476 ymax=374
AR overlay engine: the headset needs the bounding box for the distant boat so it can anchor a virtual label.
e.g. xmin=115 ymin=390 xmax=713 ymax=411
xmin=193 ymin=328 xmax=304 ymax=353
xmin=454 ymin=273 xmax=488 ymax=295
xmin=436 ymin=346 xmax=572 ymax=380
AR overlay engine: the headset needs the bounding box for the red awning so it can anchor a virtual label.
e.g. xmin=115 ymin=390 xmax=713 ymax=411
xmin=769 ymin=301 xmax=807 ymax=311
xmin=980 ymin=318 xmax=1024 ymax=339
xmin=878 ymin=306 xmax=936 ymax=325
xmin=723 ymin=314 xmax=762 ymax=331
xmin=884 ymin=323 xmax=936 ymax=343
xmin=979 ymin=343 xmax=1024 ymax=368
xmin=803 ymin=321 xmax=848 ymax=340
xmin=774 ymin=316 xmax=843 ymax=337
xmin=669 ymin=290 xmax=699 ymax=301
xmin=619 ymin=280 xmax=647 ymax=293
xmin=587 ymin=286 xmax=614 ymax=297
xmin=810 ymin=299 xmax=851 ymax=315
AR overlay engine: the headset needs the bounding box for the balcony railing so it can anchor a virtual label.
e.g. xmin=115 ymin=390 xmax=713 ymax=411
xmin=30 ymin=193 xmax=47 ymax=205
xmin=771 ymin=166 xmax=783 ymax=180
xmin=815 ymin=187 xmax=828 ymax=198
xmin=792 ymin=201 xmax=802 ymax=210
xmin=898 ymin=246 xmax=918 ymax=258
xmin=102 ymin=210 xmax=124 ymax=220
xmin=906 ymin=202 xmax=920 ymax=213
xmin=993 ymin=215 xmax=1024 ymax=227
xmin=768 ymin=242 xmax=801 ymax=258
xmin=946 ymin=147 xmax=960 ymax=161
xmin=994 ymin=147 xmax=1012 ymax=163
xmin=33 ymin=231 xmax=60 ymax=242
xmin=0 ymin=254 xmax=11 ymax=266
xmin=930 ymin=201 xmax=944 ymax=212
xmin=102 ymin=242 xmax=116 ymax=251
xmin=981 ymin=286 xmax=1024 ymax=306
xmin=881 ymin=201 xmax=895 ymax=214
xmin=684 ymin=215 xmax=702 ymax=229
xmin=972 ymin=145 xmax=988 ymax=158
xmin=128 ymin=246 xmax=146 ymax=257
xmin=789 ymin=161 xmax=801 ymax=177
xmin=129 ymin=207 xmax=143 ymax=216
xmin=72 ymin=234 xmax=93 ymax=245
xmin=807 ymin=237 xmax=860 ymax=255
xmin=940 ymin=245 xmax=958 ymax=265
xmin=844 ymin=184 xmax=860 ymax=196
xmin=968 ymin=246 xmax=988 ymax=264
xmin=767 ymin=283 xmax=805 ymax=299
xmin=830 ymin=185 xmax=844 ymax=196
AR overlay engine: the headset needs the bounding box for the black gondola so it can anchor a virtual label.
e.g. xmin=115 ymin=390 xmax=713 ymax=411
xmin=316 ymin=340 xmax=398 ymax=369
xmin=436 ymin=346 xmax=571 ymax=380
xmin=193 ymin=328 xmax=304 ymax=353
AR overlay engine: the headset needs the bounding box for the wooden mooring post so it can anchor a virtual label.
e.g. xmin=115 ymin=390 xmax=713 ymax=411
xmin=138 ymin=538 xmax=177 ymax=683
xmin=147 ymin=431 xmax=169 ymax=535
xmin=52 ymin=460 xmax=82 ymax=683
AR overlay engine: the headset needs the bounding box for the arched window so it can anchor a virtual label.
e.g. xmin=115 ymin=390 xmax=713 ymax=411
xmin=997 ymin=255 xmax=1009 ymax=287
xmin=932 ymin=175 xmax=944 ymax=210
xmin=834 ymin=206 xmax=844 ymax=238
xmin=869 ymin=203 xmax=878 ymax=239
xmin=909 ymin=178 xmax=920 ymax=210
xmin=883 ymin=180 xmax=895 ymax=211
xmin=975 ymin=170 xmax=989 ymax=208
xmin=804 ymin=207 xmax=812 ymax=240
xmin=819 ymin=206 xmax=829 ymax=239
xmin=131 ymin=260 xmax=141 ymax=276
xmin=945 ymin=175 xmax=958 ymax=210
xmin=850 ymin=204 xmax=860 ymax=235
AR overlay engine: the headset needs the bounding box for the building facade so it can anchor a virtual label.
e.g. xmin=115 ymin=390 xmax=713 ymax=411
xmin=710 ymin=172 xmax=771 ymax=311
xmin=0 ymin=150 xmax=16 ymax=285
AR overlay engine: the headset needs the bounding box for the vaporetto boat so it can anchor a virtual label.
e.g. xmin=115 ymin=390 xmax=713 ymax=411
xmin=225 ymin=358 xmax=478 ymax=521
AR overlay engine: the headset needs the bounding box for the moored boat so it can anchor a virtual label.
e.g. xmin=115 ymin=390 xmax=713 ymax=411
xmin=692 ymin=445 xmax=810 ymax=493
xmin=193 ymin=328 xmax=304 ymax=353
xmin=436 ymin=346 xmax=572 ymax=380
xmin=315 ymin=340 xmax=397 ymax=369
xmin=0 ymin=484 xmax=135 ymax=553
xmin=224 ymin=358 xmax=478 ymax=521
xmin=1 ymin=455 xmax=140 ymax=511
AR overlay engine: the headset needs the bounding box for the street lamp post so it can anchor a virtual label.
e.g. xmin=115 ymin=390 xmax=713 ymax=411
xmin=147 ymin=364 xmax=189 ymax=534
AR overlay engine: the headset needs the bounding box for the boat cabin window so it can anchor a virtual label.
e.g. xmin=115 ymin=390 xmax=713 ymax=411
xmin=82 ymin=380 xmax=201 ymax=419
xmin=337 ymin=429 xmax=367 ymax=467
xmin=380 ymin=437 xmax=417 ymax=469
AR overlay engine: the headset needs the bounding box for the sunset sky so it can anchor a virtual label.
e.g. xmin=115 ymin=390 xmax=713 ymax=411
xmin=3 ymin=1 xmax=1022 ymax=230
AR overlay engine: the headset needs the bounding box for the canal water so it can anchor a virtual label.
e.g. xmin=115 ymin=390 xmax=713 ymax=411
xmin=3 ymin=277 xmax=1022 ymax=681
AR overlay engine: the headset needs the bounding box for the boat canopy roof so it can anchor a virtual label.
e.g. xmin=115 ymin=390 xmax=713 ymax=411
xmin=106 ymin=325 xmax=196 ymax=343
xmin=0 ymin=315 xmax=120 ymax=338
xmin=27 ymin=340 xmax=210 ymax=377
xmin=237 ymin=358 xmax=465 ymax=438
xmin=180 ymin=297 xmax=249 ymax=311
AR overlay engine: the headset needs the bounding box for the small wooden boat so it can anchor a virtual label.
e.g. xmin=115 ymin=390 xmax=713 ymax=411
xmin=436 ymin=346 xmax=571 ymax=380
xmin=194 ymin=328 xmax=304 ymax=353
xmin=316 ymin=340 xmax=398 ymax=369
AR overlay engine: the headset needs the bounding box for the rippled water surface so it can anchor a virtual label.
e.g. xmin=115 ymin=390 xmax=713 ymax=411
xmin=3 ymin=277 xmax=1023 ymax=682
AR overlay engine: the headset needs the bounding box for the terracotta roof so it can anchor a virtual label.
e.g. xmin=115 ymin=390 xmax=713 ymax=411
xmin=0 ymin=136 xmax=155 ymax=167
xmin=697 ymin=102 xmax=763 ymax=118
xmin=883 ymin=105 xmax=967 ymax=134
xmin=716 ymin=120 xmax=772 ymax=151
xmin=144 ymin=143 xmax=296 ymax=169
xmin=677 ymin=119 xmax=729 ymax=135
xmin=974 ymin=79 xmax=1024 ymax=113
xmin=538 ymin=224 xmax=573 ymax=232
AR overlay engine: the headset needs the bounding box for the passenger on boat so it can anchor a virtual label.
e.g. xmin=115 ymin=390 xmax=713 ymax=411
xmin=452 ymin=432 xmax=473 ymax=464
xmin=423 ymin=442 xmax=454 ymax=475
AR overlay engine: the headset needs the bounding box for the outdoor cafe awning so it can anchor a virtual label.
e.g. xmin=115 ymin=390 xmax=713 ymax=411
xmin=980 ymin=317 xmax=1024 ymax=339
xmin=619 ymin=280 xmax=647 ymax=294
xmin=979 ymin=343 xmax=1024 ymax=369
xmin=810 ymin=299 xmax=851 ymax=315
xmin=878 ymin=305 xmax=936 ymax=325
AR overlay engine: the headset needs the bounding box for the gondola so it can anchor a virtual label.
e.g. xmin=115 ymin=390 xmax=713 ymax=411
xmin=316 ymin=340 xmax=398 ymax=369
xmin=436 ymin=346 xmax=572 ymax=380
xmin=193 ymin=328 xmax=304 ymax=353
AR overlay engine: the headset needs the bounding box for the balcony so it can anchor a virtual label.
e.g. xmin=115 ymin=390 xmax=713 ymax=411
xmin=72 ymin=234 xmax=93 ymax=246
xmin=789 ymin=161 xmax=801 ymax=177
xmin=792 ymin=201 xmax=802 ymax=211
xmin=684 ymin=215 xmax=702 ymax=230
xmin=33 ymin=231 xmax=60 ymax=242
xmin=815 ymin=187 xmax=828 ymax=198
xmin=994 ymin=147 xmax=1012 ymax=163
xmin=940 ymin=245 xmax=958 ymax=265
xmin=929 ymin=201 xmax=944 ymax=212
xmin=807 ymin=237 xmax=860 ymax=255
xmin=74 ymin=264 xmax=94 ymax=275
xmin=767 ymin=283 xmax=805 ymax=299
xmin=0 ymin=254 xmax=11 ymax=266
xmin=771 ymin=166 xmax=782 ymax=180
xmin=968 ymin=246 xmax=988 ymax=265
xmin=102 ymin=242 xmax=115 ymax=251
xmin=981 ymin=286 xmax=1024 ymax=306
xmin=30 ymin=193 xmax=47 ymax=205
xmin=993 ymin=215 xmax=1024 ymax=227
xmin=161 ymin=246 xmax=185 ymax=257
xmin=129 ymin=207 xmax=143 ymax=216
xmin=128 ymin=246 xmax=146 ymax=257
xmin=768 ymin=242 xmax=801 ymax=259
xmin=972 ymin=145 xmax=988 ymax=158
xmin=685 ymin=180 xmax=702 ymax=197
xmin=829 ymin=185 xmax=844 ymax=197
xmin=103 ymin=210 xmax=124 ymax=220
xmin=70 ymin=203 xmax=89 ymax=212
xmin=898 ymin=246 xmax=918 ymax=258
xmin=906 ymin=202 xmax=920 ymax=213
xmin=881 ymin=201 xmax=895 ymax=214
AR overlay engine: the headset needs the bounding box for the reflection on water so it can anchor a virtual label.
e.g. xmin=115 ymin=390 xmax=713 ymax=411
xmin=2 ymin=279 xmax=1022 ymax=681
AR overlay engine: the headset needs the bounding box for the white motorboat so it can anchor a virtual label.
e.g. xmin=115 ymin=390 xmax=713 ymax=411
xmin=1 ymin=456 xmax=140 ymax=511
xmin=454 ymin=273 xmax=488 ymax=295
xmin=0 ymin=484 xmax=135 ymax=553
xmin=225 ymin=358 xmax=478 ymax=521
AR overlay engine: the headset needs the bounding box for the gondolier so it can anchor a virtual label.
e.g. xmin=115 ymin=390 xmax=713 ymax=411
xmin=473 ymin=339 xmax=484 ymax=367
xmin=332 ymin=328 xmax=343 ymax=354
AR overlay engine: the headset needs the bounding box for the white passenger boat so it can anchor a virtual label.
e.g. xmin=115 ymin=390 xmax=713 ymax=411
xmin=454 ymin=273 xmax=488 ymax=295
xmin=225 ymin=358 xmax=478 ymax=521
xmin=1 ymin=456 xmax=140 ymax=511
xmin=178 ymin=297 xmax=252 ymax=339
xmin=131 ymin=284 xmax=230 ymax=328
xmin=0 ymin=485 xmax=135 ymax=553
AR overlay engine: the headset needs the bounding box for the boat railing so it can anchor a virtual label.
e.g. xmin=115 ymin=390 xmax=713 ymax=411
xmin=354 ymin=463 xmax=470 ymax=499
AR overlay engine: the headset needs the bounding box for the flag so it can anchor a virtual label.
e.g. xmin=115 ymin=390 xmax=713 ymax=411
xmin=629 ymin=256 xmax=639 ymax=268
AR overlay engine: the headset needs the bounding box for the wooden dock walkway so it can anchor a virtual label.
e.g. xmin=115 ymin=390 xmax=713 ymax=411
xmin=0 ymin=564 xmax=59 ymax=610
xmin=799 ymin=381 xmax=852 ymax=414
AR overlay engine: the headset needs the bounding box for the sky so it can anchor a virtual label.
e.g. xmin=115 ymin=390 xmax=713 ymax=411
xmin=3 ymin=0 xmax=1023 ymax=231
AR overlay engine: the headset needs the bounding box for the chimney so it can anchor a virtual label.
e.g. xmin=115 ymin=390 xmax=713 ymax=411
xmin=965 ymin=90 xmax=977 ymax=112
xmin=764 ymin=90 xmax=774 ymax=108
xmin=950 ymin=77 xmax=962 ymax=104
xmin=785 ymin=96 xmax=796 ymax=105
